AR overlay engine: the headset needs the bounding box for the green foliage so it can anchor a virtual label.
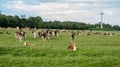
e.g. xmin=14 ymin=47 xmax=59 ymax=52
xmin=0 ymin=15 xmax=9 ymax=27
xmin=0 ymin=14 xmax=120 ymax=30
xmin=28 ymin=16 xmax=42 ymax=28
xmin=113 ymin=25 xmax=120 ymax=30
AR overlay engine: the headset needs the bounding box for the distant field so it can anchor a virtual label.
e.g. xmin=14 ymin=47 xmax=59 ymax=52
xmin=0 ymin=28 xmax=120 ymax=67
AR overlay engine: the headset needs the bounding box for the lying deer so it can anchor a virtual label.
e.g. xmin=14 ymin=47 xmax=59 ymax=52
xmin=23 ymin=41 xmax=34 ymax=46
xmin=68 ymin=41 xmax=76 ymax=51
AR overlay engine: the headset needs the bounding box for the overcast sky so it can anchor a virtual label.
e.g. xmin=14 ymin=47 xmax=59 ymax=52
xmin=0 ymin=0 xmax=120 ymax=25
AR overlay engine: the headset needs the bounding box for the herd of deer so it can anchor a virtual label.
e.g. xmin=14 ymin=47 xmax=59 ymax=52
xmin=0 ymin=27 xmax=119 ymax=51
xmin=15 ymin=28 xmax=59 ymax=42
xmin=14 ymin=27 xmax=77 ymax=51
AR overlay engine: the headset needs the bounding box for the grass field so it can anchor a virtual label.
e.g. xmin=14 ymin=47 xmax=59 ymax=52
xmin=0 ymin=28 xmax=120 ymax=67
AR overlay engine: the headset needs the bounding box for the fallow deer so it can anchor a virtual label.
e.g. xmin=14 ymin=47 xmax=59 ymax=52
xmin=68 ymin=41 xmax=76 ymax=51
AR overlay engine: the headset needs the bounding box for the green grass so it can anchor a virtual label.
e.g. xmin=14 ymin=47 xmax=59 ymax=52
xmin=0 ymin=28 xmax=120 ymax=67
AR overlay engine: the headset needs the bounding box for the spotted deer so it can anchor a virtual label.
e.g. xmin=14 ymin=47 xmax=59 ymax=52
xmin=68 ymin=41 xmax=76 ymax=51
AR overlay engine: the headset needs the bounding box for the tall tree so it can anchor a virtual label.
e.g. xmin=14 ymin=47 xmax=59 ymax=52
xmin=0 ymin=15 xmax=9 ymax=27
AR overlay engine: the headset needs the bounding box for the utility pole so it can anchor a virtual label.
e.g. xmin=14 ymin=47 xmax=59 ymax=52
xmin=100 ymin=11 xmax=104 ymax=28
xmin=0 ymin=10 xmax=1 ymax=15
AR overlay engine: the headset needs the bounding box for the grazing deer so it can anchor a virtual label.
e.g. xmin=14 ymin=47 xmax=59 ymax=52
xmin=71 ymin=32 xmax=75 ymax=41
xmin=68 ymin=41 xmax=76 ymax=51
xmin=116 ymin=34 xmax=120 ymax=36
xmin=112 ymin=33 xmax=115 ymax=36
xmin=103 ymin=33 xmax=107 ymax=35
xmin=22 ymin=32 xmax=26 ymax=39
xmin=32 ymin=29 xmax=37 ymax=39
xmin=47 ymin=31 xmax=51 ymax=40
xmin=15 ymin=31 xmax=26 ymax=41
xmin=38 ymin=32 xmax=42 ymax=38
xmin=76 ymin=31 xmax=80 ymax=35
xmin=41 ymin=31 xmax=47 ymax=42
xmin=51 ymin=30 xmax=55 ymax=36
xmin=38 ymin=30 xmax=47 ymax=42
xmin=46 ymin=29 xmax=51 ymax=40
xmin=54 ymin=30 xmax=59 ymax=37
xmin=87 ymin=32 xmax=92 ymax=35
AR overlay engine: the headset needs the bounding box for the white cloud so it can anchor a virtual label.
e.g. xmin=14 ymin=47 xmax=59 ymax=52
xmin=63 ymin=0 xmax=113 ymax=2
xmin=64 ymin=0 xmax=100 ymax=2
xmin=6 ymin=1 xmax=31 ymax=11
xmin=5 ymin=1 xmax=93 ymax=14
xmin=104 ymin=11 xmax=114 ymax=15
xmin=3 ymin=0 xmax=120 ymax=25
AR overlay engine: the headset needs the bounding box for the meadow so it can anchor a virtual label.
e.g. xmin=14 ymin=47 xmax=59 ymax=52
xmin=0 ymin=28 xmax=120 ymax=67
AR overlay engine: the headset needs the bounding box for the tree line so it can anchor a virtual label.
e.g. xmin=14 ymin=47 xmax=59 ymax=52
xmin=0 ymin=14 xmax=120 ymax=30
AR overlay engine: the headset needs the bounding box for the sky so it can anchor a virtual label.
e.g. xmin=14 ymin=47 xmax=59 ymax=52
xmin=0 ymin=0 xmax=120 ymax=25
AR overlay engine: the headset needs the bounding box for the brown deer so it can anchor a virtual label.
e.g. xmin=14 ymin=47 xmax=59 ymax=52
xmin=32 ymin=29 xmax=37 ymax=39
xmin=15 ymin=31 xmax=26 ymax=41
xmin=68 ymin=41 xmax=76 ymax=51
xmin=23 ymin=41 xmax=34 ymax=46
